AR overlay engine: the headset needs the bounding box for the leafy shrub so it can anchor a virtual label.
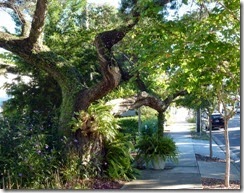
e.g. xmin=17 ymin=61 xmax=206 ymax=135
xmin=104 ymin=133 xmax=139 ymax=181
xmin=71 ymin=101 xmax=138 ymax=181
xmin=135 ymin=131 xmax=178 ymax=166
xmin=117 ymin=115 xmax=158 ymax=144
xmin=140 ymin=106 xmax=157 ymax=119
xmin=71 ymin=101 xmax=119 ymax=142
xmin=0 ymin=113 xmax=64 ymax=189
xmin=0 ymin=100 xmax=141 ymax=189
xmin=117 ymin=117 xmax=139 ymax=145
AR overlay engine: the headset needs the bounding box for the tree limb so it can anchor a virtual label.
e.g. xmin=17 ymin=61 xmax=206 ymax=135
xmin=0 ymin=0 xmax=48 ymax=52
xmin=108 ymin=90 xmax=188 ymax=116
xmin=28 ymin=0 xmax=47 ymax=47
xmin=75 ymin=18 xmax=139 ymax=111
xmin=163 ymin=90 xmax=188 ymax=110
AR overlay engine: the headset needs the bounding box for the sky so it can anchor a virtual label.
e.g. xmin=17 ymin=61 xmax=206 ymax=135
xmin=0 ymin=11 xmax=15 ymax=33
xmin=0 ymin=78 xmax=8 ymax=99
xmin=0 ymin=0 xmax=120 ymax=32
xmin=0 ymin=0 xmax=120 ymax=31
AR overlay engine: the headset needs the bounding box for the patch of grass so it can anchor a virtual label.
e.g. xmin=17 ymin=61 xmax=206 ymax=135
xmin=186 ymin=116 xmax=196 ymax=123
xmin=190 ymin=127 xmax=209 ymax=140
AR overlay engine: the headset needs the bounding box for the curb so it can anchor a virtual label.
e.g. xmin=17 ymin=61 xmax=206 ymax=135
xmin=204 ymin=130 xmax=240 ymax=172
xmin=211 ymin=134 xmax=240 ymax=172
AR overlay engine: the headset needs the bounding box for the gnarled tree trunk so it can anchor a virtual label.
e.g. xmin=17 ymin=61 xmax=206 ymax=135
xmin=157 ymin=111 xmax=166 ymax=136
xmin=0 ymin=0 xmax=139 ymax=171
xmin=108 ymin=90 xmax=187 ymax=135
xmin=0 ymin=0 xmax=174 ymax=175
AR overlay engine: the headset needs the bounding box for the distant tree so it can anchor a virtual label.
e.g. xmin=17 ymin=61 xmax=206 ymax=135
xmin=175 ymin=0 xmax=240 ymax=187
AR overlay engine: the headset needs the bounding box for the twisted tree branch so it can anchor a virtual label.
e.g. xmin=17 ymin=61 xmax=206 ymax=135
xmin=75 ymin=19 xmax=140 ymax=111
xmin=28 ymin=0 xmax=47 ymax=48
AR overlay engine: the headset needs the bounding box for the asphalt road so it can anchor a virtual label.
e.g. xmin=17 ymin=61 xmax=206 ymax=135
xmin=210 ymin=113 xmax=240 ymax=166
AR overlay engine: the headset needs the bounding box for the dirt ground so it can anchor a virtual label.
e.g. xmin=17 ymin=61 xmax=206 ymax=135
xmin=201 ymin=177 xmax=240 ymax=189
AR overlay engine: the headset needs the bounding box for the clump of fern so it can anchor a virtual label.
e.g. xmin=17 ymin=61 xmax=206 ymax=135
xmin=71 ymin=101 xmax=138 ymax=181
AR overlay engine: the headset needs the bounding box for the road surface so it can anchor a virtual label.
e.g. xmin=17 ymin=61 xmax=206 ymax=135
xmin=209 ymin=113 xmax=240 ymax=170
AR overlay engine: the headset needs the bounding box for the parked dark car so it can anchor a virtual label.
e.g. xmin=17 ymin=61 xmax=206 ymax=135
xmin=202 ymin=113 xmax=225 ymax=130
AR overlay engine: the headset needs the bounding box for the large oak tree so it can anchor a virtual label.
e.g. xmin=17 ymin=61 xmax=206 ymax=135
xmin=0 ymin=0 xmax=174 ymax=164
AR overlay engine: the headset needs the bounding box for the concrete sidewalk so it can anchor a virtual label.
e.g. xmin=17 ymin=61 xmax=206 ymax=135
xmin=121 ymin=122 xmax=240 ymax=190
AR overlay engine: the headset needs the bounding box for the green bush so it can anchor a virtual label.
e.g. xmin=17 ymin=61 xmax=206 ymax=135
xmin=0 ymin=113 xmax=64 ymax=189
xmin=117 ymin=117 xmax=138 ymax=132
xmin=135 ymin=131 xmax=178 ymax=166
xmin=70 ymin=102 xmax=138 ymax=181
xmin=104 ymin=133 xmax=139 ymax=181
xmin=117 ymin=116 xmax=139 ymax=145
xmin=140 ymin=106 xmax=157 ymax=119
xmin=0 ymin=102 xmax=142 ymax=189
xmin=141 ymin=117 xmax=158 ymax=131
xmin=117 ymin=115 xmax=158 ymax=144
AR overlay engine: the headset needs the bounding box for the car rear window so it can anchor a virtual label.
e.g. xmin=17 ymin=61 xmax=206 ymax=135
xmin=212 ymin=115 xmax=222 ymax=119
